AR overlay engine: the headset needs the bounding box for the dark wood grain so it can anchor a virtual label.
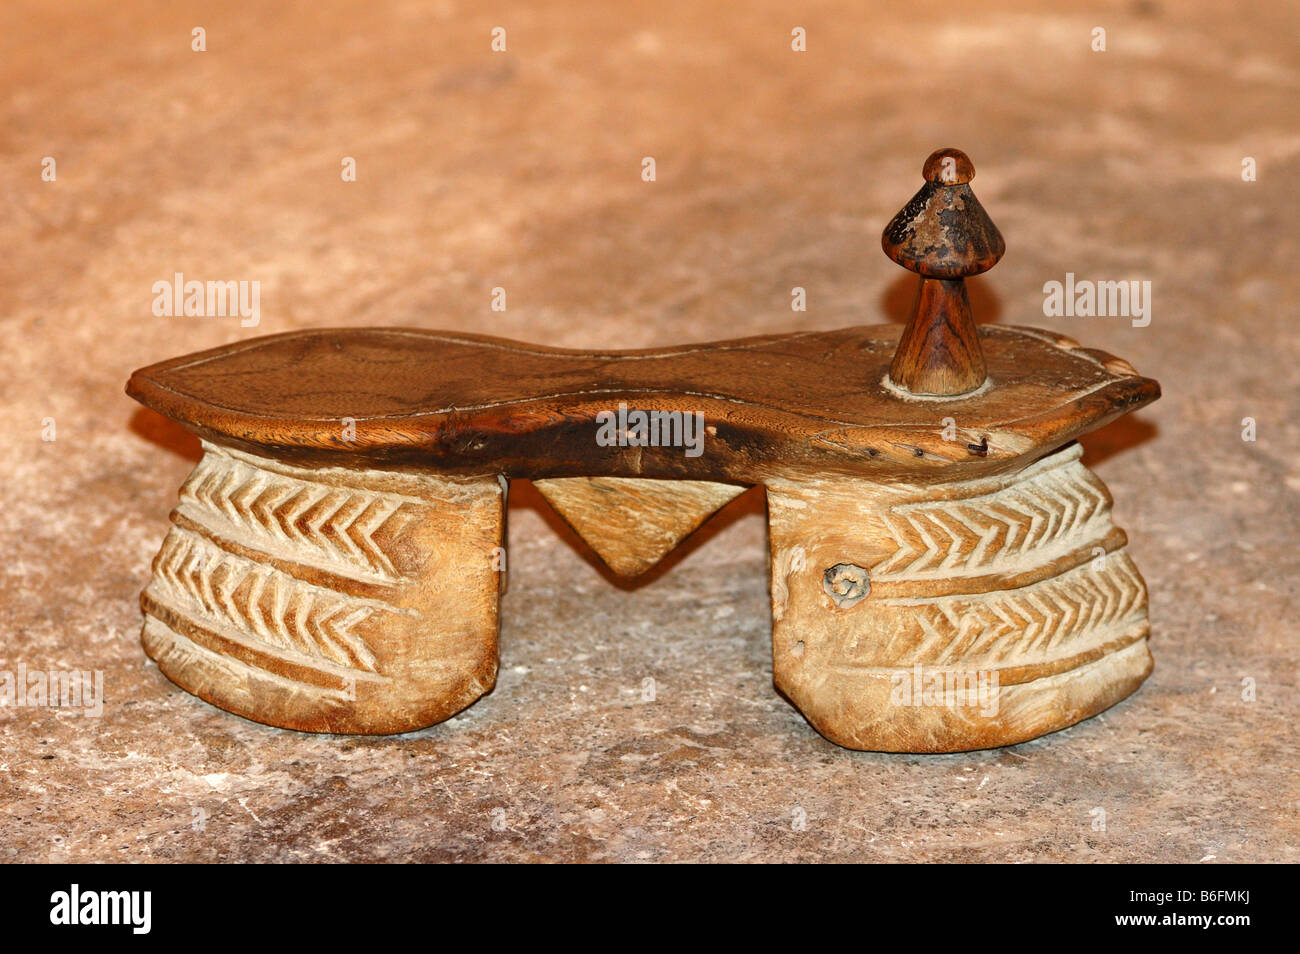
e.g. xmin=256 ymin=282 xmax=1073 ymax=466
xmin=888 ymin=278 xmax=987 ymax=394
xmin=127 ymin=323 xmax=1158 ymax=481
xmin=883 ymin=148 xmax=1005 ymax=396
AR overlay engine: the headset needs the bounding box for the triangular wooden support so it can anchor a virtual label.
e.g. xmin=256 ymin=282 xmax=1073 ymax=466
xmin=532 ymin=477 xmax=748 ymax=577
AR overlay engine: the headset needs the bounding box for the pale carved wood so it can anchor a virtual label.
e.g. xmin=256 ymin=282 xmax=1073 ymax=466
xmin=767 ymin=443 xmax=1151 ymax=752
xmin=128 ymin=149 xmax=1160 ymax=750
xmin=532 ymin=477 xmax=748 ymax=577
xmin=128 ymin=324 xmax=1159 ymax=746
xmin=140 ymin=441 xmax=503 ymax=733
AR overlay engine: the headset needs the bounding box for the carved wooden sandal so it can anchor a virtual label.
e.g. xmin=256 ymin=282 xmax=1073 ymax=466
xmin=127 ymin=149 xmax=1160 ymax=751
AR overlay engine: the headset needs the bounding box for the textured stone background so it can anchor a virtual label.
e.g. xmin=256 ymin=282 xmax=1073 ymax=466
xmin=1 ymin=0 xmax=1295 ymax=862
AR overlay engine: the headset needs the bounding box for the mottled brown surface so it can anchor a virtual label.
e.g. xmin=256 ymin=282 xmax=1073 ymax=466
xmin=1 ymin=0 xmax=1295 ymax=862
xmin=125 ymin=324 xmax=1157 ymax=477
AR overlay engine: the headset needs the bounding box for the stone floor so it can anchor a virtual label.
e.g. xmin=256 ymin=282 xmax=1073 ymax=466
xmin=0 ymin=0 xmax=1295 ymax=862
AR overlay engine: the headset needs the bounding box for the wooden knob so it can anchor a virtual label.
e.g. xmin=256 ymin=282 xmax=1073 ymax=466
xmin=883 ymin=148 xmax=1004 ymax=396
xmin=883 ymin=148 xmax=1004 ymax=279
xmin=922 ymin=147 xmax=975 ymax=184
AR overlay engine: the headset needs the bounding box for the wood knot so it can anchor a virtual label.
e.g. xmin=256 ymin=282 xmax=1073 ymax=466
xmin=823 ymin=563 xmax=870 ymax=608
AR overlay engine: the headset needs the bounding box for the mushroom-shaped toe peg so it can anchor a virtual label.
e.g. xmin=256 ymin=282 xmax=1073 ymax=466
xmin=883 ymin=148 xmax=1005 ymax=396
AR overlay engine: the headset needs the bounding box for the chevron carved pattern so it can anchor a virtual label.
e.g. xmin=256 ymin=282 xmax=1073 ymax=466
xmin=137 ymin=443 xmax=506 ymax=732
xmin=147 ymin=527 xmax=385 ymax=672
xmin=885 ymin=551 xmax=1147 ymax=668
xmin=846 ymin=444 xmax=1150 ymax=672
xmin=873 ymin=448 xmax=1113 ymax=582
xmin=176 ymin=447 xmax=422 ymax=583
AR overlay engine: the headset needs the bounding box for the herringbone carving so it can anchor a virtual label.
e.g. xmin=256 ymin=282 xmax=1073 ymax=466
xmin=148 ymin=527 xmax=385 ymax=671
xmin=873 ymin=448 xmax=1113 ymax=581
xmin=882 ymin=551 xmax=1147 ymax=667
xmin=176 ymin=448 xmax=422 ymax=583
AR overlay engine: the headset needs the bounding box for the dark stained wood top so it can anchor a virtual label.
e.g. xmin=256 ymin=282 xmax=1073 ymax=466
xmin=127 ymin=324 xmax=1159 ymax=481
